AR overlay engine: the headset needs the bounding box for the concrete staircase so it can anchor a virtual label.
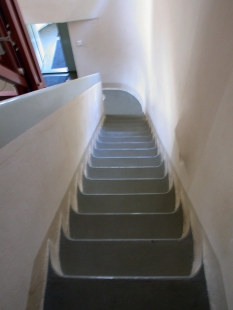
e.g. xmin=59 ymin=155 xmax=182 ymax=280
xmin=44 ymin=115 xmax=210 ymax=309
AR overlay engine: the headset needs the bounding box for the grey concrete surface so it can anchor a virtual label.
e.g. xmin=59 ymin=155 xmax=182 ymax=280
xmin=96 ymin=140 xmax=156 ymax=149
xmin=92 ymin=146 xmax=158 ymax=157
xmin=89 ymin=153 xmax=161 ymax=168
xmin=44 ymin=264 xmax=210 ymax=310
xmin=60 ymin=230 xmax=193 ymax=276
xmin=86 ymin=162 xmax=165 ymax=179
xmin=69 ymin=205 xmax=183 ymax=239
xmin=44 ymin=114 xmax=210 ymax=310
xmin=82 ymin=174 xmax=169 ymax=194
xmin=99 ymin=129 xmax=152 ymax=137
xmin=77 ymin=186 xmax=175 ymax=213
xmin=97 ymin=135 xmax=153 ymax=143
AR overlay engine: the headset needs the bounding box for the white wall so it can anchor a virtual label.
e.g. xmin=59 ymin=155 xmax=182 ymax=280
xmin=146 ymin=2 xmax=233 ymax=309
xmin=17 ymin=0 xmax=108 ymax=24
xmin=0 ymin=81 xmax=103 ymax=309
xmin=68 ymin=0 xmax=151 ymax=111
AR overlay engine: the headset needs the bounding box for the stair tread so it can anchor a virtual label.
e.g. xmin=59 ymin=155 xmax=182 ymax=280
xmin=78 ymin=185 xmax=176 ymax=213
xmin=69 ymin=205 xmax=183 ymax=239
xmin=86 ymin=163 xmax=165 ymax=179
xmin=44 ymin=264 xmax=210 ymax=310
xmin=82 ymin=174 xmax=169 ymax=194
xmin=60 ymin=230 xmax=193 ymax=277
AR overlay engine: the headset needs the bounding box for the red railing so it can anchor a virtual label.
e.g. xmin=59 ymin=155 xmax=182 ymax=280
xmin=0 ymin=0 xmax=45 ymax=99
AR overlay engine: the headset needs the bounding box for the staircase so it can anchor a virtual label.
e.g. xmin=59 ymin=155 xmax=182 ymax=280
xmin=44 ymin=115 xmax=210 ymax=309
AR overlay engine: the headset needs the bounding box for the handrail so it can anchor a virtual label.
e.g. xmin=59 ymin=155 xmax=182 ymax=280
xmin=0 ymin=73 xmax=101 ymax=149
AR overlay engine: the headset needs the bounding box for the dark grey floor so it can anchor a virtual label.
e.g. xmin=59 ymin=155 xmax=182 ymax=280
xmin=44 ymin=115 xmax=210 ymax=310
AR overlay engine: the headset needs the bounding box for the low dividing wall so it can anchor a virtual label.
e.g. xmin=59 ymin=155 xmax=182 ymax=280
xmin=0 ymin=74 xmax=103 ymax=310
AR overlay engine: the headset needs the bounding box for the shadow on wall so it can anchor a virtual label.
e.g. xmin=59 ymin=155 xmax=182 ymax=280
xmin=103 ymin=89 xmax=143 ymax=115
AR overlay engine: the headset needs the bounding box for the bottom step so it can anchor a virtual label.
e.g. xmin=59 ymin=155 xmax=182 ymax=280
xmin=44 ymin=264 xmax=210 ymax=310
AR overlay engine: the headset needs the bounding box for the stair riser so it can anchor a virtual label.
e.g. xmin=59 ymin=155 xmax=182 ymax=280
xmin=92 ymin=147 xmax=158 ymax=158
xmin=97 ymin=135 xmax=153 ymax=143
xmin=60 ymin=233 xmax=193 ymax=277
xmin=101 ymin=126 xmax=150 ymax=132
xmin=69 ymin=208 xmax=183 ymax=239
xmin=77 ymin=187 xmax=175 ymax=213
xmin=82 ymin=175 xmax=169 ymax=194
xmin=99 ymin=129 xmax=151 ymax=137
xmin=90 ymin=154 xmax=161 ymax=168
xmin=104 ymin=120 xmax=148 ymax=125
xmin=102 ymin=125 xmax=149 ymax=131
xmin=104 ymin=116 xmax=146 ymax=120
xmin=96 ymin=140 xmax=156 ymax=149
xmin=86 ymin=163 xmax=165 ymax=179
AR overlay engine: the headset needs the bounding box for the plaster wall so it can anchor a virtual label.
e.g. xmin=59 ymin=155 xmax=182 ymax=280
xmin=17 ymin=0 xmax=108 ymax=24
xmin=0 ymin=82 xmax=103 ymax=309
xmin=146 ymin=1 xmax=233 ymax=309
xmin=67 ymin=0 xmax=151 ymax=111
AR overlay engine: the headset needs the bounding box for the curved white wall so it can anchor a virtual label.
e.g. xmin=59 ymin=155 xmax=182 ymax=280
xmin=68 ymin=0 xmax=151 ymax=112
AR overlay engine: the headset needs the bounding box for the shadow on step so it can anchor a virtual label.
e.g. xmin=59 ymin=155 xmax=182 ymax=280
xmin=85 ymin=161 xmax=165 ymax=179
xmin=77 ymin=184 xmax=176 ymax=213
xmin=69 ymin=203 xmax=183 ymax=239
xmin=59 ymin=229 xmax=193 ymax=277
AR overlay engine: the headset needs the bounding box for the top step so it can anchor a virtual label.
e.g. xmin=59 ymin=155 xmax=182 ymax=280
xmin=105 ymin=115 xmax=146 ymax=120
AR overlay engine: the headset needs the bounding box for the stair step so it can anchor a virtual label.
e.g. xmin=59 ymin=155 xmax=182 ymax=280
xmin=105 ymin=114 xmax=146 ymax=120
xmin=77 ymin=186 xmax=175 ymax=213
xmin=82 ymin=174 xmax=169 ymax=194
xmin=86 ymin=162 xmax=165 ymax=179
xmin=69 ymin=205 xmax=183 ymax=239
xmin=96 ymin=140 xmax=156 ymax=150
xmin=92 ymin=146 xmax=158 ymax=157
xmin=97 ymin=135 xmax=153 ymax=143
xmin=44 ymin=265 xmax=210 ymax=310
xmin=99 ymin=129 xmax=152 ymax=137
xmin=60 ymin=231 xmax=193 ymax=277
xmin=101 ymin=124 xmax=150 ymax=131
xmin=104 ymin=119 xmax=148 ymax=125
xmin=104 ymin=117 xmax=148 ymax=125
xmin=44 ymin=114 xmax=210 ymax=310
xmin=102 ymin=122 xmax=149 ymax=128
xmin=90 ymin=154 xmax=161 ymax=168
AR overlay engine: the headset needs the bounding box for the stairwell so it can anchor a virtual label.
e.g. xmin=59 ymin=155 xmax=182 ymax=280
xmin=44 ymin=114 xmax=210 ymax=309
